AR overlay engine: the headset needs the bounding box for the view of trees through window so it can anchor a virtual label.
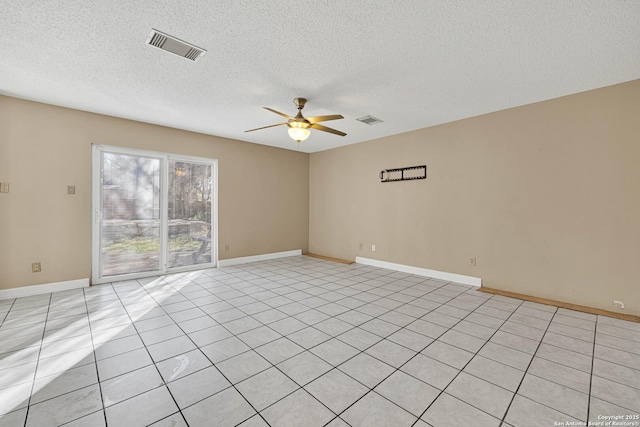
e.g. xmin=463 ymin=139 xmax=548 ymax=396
xmin=168 ymin=160 xmax=212 ymax=268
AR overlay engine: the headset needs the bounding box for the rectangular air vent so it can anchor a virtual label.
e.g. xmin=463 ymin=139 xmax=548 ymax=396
xmin=357 ymin=115 xmax=384 ymax=125
xmin=146 ymin=29 xmax=206 ymax=62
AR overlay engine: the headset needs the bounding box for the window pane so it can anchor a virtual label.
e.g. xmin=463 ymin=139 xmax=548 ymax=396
xmin=167 ymin=160 xmax=212 ymax=268
xmin=101 ymin=153 xmax=161 ymax=277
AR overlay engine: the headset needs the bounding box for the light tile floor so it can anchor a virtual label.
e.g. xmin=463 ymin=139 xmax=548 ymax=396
xmin=0 ymin=256 xmax=639 ymax=427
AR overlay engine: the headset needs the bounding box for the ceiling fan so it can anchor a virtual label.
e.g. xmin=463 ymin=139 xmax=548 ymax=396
xmin=245 ymin=98 xmax=346 ymax=143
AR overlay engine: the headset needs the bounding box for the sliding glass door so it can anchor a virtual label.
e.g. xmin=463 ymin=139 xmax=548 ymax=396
xmin=92 ymin=146 xmax=216 ymax=283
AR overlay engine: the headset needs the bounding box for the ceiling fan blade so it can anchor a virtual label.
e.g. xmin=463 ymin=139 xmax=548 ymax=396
xmin=310 ymin=123 xmax=347 ymax=136
xmin=263 ymin=107 xmax=294 ymax=120
xmin=306 ymin=114 xmax=344 ymax=123
xmin=245 ymin=122 xmax=287 ymax=133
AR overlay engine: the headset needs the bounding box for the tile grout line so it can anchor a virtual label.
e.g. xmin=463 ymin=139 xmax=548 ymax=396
xmin=0 ymin=298 xmax=17 ymax=328
xmin=21 ymin=292 xmax=53 ymax=427
xmin=586 ymin=315 xmax=599 ymax=424
xmin=81 ymin=284 xmax=110 ymax=427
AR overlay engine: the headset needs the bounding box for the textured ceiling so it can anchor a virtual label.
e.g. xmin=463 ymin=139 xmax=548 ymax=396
xmin=2 ymin=1 xmax=639 ymax=153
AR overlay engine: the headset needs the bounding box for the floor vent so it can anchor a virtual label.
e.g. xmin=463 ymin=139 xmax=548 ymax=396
xmin=146 ymin=29 xmax=206 ymax=62
xmin=357 ymin=115 xmax=384 ymax=125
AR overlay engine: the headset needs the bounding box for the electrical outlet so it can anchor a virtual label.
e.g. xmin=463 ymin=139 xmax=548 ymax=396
xmin=371 ymin=244 xmax=376 ymax=252
xmin=67 ymin=185 xmax=76 ymax=195
xmin=32 ymin=262 xmax=41 ymax=273
xmin=469 ymin=257 xmax=476 ymax=267
xmin=0 ymin=182 xmax=9 ymax=193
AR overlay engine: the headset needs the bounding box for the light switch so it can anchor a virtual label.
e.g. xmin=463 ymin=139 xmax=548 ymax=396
xmin=0 ymin=182 xmax=9 ymax=193
xmin=67 ymin=185 xmax=76 ymax=195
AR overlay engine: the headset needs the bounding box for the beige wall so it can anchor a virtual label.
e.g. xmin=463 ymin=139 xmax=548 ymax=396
xmin=0 ymin=96 xmax=309 ymax=290
xmin=310 ymin=79 xmax=640 ymax=316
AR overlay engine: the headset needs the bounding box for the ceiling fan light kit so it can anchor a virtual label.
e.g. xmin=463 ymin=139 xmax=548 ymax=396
xmin=246 ymin=98 xmax=346 ymax=143
xmin=287 ymin=124 xmax=311 ymax=142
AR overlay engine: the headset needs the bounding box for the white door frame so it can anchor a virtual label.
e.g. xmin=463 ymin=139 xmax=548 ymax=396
xmin=91 ymin=144 xmax=218 ymax=284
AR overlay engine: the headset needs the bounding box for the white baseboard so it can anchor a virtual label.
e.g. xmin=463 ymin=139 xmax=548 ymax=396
xmin=0 ymin=278 xmax=90 ymax=300
xmin=355 ymin=257 xmax=481 ymax=287
xmin=218 ymin=249 xmax=303 ymax=267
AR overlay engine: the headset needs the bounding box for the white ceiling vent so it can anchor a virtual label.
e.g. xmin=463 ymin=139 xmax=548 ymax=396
xmin=146 ymin=29 xmax=206 ymax=62
xmin=357 ymin=115 xmax=384 ymax=125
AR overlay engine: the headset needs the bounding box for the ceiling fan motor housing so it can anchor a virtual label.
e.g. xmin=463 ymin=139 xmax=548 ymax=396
xmin=293 ymin=98 xmax=307 ymax=110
